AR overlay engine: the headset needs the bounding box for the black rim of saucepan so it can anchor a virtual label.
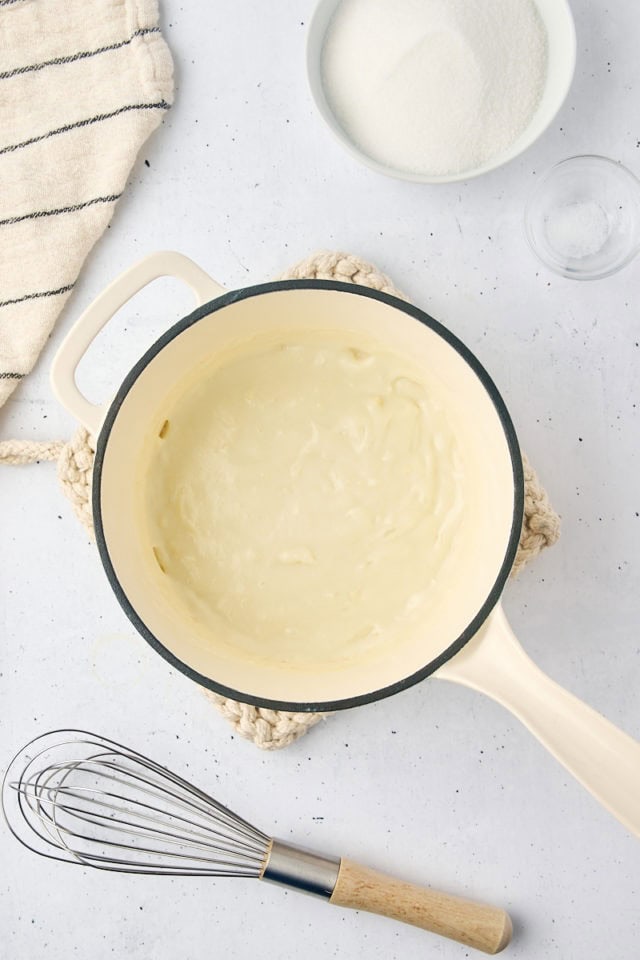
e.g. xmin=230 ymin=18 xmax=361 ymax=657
xmin=93 ymin=280 xmax=524 ymax=713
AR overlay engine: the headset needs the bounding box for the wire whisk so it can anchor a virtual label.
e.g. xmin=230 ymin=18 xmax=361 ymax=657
xmin=3 ymin=729 xmax=269 ymax=876
xmin=2 ymin=729 xmax=511 ymax=955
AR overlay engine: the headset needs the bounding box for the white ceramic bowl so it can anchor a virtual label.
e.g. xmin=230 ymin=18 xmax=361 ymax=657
xmin=307 ymin=0 xmax=577 ymax=184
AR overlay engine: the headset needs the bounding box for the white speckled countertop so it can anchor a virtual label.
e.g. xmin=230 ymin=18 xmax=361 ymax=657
xmin=1 ymin=2 xmax=639 ymax=958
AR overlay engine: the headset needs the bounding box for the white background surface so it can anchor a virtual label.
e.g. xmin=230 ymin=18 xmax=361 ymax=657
xmin=2 ymin=1 xmax=639 ymax=958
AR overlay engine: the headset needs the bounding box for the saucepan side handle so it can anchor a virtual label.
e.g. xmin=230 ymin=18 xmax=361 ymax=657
xmin=50 ymin=251 xmax=226 ymax=435
xmin=435 ymin=604 xmax=640 ymax=838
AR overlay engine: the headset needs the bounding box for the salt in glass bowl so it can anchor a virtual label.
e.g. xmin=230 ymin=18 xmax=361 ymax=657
xmin=524 ymin=155 xmax=640 ymax=280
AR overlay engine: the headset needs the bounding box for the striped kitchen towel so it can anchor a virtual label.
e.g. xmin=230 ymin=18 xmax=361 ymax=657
xmin=0 ymin=0 xmax=173 ymax=407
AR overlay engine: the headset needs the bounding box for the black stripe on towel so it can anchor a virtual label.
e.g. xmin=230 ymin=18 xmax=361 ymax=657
xmin=0 ymin=193 xmax=122 ymax=227
xmin=0 ymin=28 xmax=161 ymax=81
xmin=0 ymin=371 xmax=23 ymax=379
xmin=0 ymin=0 xmax=27 ymax=7
xmin=0 ymin=283 xmax=74 ymax=308
xmin=0 ymin=101 xmax=171 ymax=156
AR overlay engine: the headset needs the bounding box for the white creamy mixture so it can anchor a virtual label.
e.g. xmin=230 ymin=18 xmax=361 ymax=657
xmin=321 ymin=0 xmax=548 ymax=177
xmin=142 ymin=333 xmax=467 ymax=666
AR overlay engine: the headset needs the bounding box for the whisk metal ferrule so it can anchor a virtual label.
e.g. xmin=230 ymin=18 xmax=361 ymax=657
xmin=261 ymin=839 xmax=340 ymax=899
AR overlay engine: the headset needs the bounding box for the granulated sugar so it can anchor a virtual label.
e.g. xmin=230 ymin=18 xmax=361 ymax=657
xmin=321 ymin=0 xmax=548 ymax=177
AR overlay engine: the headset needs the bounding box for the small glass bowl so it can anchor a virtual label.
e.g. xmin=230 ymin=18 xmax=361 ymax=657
xmin=524 ymin=155 xmax=640 ymax=280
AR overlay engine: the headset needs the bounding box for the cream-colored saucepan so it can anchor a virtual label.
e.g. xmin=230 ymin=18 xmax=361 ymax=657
xmin=51 ymin=252 xmax=640 ymax=837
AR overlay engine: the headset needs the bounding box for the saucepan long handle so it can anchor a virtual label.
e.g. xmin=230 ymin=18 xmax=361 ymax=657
xmin=436 ymin=604 xmax=640 ymax=838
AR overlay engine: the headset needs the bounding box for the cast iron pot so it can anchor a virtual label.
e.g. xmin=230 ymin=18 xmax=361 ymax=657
xmin=51 ymin=252 xmax=640 ymax=836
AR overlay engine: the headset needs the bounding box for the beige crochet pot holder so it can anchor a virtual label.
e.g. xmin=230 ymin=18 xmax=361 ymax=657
xmin=2 ymin=251 xmax=560 ymax=749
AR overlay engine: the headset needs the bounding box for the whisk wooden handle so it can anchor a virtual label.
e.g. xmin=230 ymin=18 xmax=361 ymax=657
xmin=329 ymin=859 xmax=512 ymax=954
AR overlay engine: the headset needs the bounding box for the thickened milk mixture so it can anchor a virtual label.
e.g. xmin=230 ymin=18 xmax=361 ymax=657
xmin=141 ymin=332 xmax=468 ymax=667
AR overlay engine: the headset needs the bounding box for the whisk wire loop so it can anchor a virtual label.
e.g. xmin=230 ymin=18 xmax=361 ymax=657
xmin=2 ymin=730 xmax=271 ymax=877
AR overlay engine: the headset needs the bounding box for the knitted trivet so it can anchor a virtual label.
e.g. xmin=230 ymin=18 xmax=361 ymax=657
xmin=0 ymin=251 xmax=560 ymax=749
